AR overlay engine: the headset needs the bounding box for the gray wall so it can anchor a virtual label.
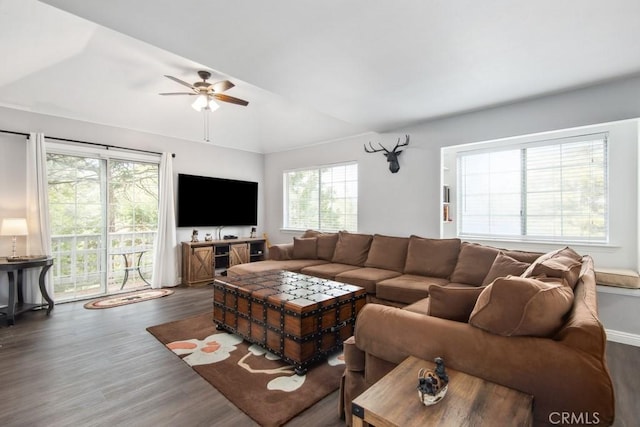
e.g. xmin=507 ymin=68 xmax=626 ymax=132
xmin=264 ymin=74 xmax=640 ymax=341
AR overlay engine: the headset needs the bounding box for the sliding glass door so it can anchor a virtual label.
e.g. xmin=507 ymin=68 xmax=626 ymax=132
xmin=47 ymin=150 xmax=158 ymax=302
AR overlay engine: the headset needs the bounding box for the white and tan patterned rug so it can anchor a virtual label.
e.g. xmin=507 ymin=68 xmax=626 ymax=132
xmin=146 ymin=312 xmax=344 ymax=427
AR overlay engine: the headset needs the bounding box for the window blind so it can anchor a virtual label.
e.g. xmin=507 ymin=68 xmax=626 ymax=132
xmin=457 ymin=133 xmax=608 ymax=243
xmin=284 ymin=162 xmax=358 ymax=232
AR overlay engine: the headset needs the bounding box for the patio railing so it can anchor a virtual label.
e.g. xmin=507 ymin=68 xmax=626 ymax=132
xmin=51 ymin=231 xmax=156 ymax=302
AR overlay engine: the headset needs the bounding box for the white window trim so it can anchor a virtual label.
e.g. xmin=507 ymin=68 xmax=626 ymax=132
xmin=282 ymin=160 xmax=358 ymax=233
xmin=443 ymin=127 xmax=611 ymax=246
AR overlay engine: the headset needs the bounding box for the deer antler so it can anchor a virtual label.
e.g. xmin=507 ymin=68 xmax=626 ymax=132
xmin=391 ymin=134 xmax=410 ymax=152
xmin=364 ymin=141 xmax=389 ymax=153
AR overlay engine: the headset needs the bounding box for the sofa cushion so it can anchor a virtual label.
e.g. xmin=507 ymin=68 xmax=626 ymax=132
xmin=522 ymin=247 xmax=583 ymax=289
xmin=316 ymin=233 xmax=339 ymax=261
xmin=300 ymin=262 xmax=360 ymax=280
xmin=292 ymin=237 xmax=317 ymax=259
xmin=332 ymin=231 xmax=373 ymax=266
xmin=302 ymin=229 xmax=322 ymax=238
xmin=227 ymin=259 xmax=328 ymax=275
xmin=403 ymin=236 xmax=461 ymax=278
xmin=481 ymin=252 xmax=530 ymax=286
xmin=292 ymin=237 xmax=318 ymax=259
xmin=376 ymin=274 xmax=449 ymax=305
xmin=364 ymin=234 xmax=409 ymax=273
xmin=403 ymin=297 xmax=430 ymax=315
xmin=427 ymin=285 xmax=486 ymax=323
xmin=469 ymin=276 xmax=574 ymax=337
xmin=335 ymin=267 xmax=402 ymax=294
xmin=502 ymin=249 xmax=543 ymax=264
xmin=449 ymin=242 xmax=500 ymax=286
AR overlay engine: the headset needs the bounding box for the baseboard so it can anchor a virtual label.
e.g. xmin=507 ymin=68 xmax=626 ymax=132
xmin=606 ymin=328 xmax=640 ymax=347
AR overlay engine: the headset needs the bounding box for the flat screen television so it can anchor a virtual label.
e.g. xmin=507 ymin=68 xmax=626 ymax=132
xmin=177 ymin=173 xmax=258 ymax=227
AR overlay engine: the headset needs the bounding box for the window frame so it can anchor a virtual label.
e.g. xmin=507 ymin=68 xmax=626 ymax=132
xmin=282 ymin=161 xmax=358 ymax=233
xmin=453 ymin=132 xmax=609 ymax=245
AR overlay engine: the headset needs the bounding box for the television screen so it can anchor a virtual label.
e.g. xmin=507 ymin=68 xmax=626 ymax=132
xmin=177 ymin=174 xmax=258 ymax=227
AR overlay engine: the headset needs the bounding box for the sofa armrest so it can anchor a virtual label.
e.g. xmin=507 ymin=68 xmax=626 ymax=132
xmin=268 ymin=243 xmax=293 ymax=260
xmin=353 ymin=303 xmax=614 ymax=426
xmin=343 ymin=336 xmax=365 ymax=372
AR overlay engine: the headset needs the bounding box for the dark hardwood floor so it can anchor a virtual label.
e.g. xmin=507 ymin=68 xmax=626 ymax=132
xmin=0 ymin=286 xmax=637 ymax=426
xmin=0 ymin=286 xmax=343 ymax=427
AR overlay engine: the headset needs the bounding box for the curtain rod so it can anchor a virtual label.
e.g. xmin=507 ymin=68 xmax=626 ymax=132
xmin=0 ymin=129 xmax=175 ymax=158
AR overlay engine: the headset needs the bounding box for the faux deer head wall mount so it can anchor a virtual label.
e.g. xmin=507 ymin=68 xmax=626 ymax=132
xmin=364 ymin=134 xmax=410 ymax=173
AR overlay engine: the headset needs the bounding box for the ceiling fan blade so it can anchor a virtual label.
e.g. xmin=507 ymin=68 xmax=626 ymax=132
xmin=214 ymin=93 xmax=249 ymax=106
xmin=164 ymin=75 xmax=198 ymax=91
xmin=159 ymin=92 xmax=197 ymax=96
xmin=212 ymin=80 xmax=235 ymax=93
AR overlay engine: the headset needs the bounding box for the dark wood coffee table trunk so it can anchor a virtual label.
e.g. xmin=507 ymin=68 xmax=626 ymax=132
xmin=213 ymin=270 xmax=366 ymax=374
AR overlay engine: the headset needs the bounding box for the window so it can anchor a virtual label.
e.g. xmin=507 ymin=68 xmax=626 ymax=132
xmin=457 ymin=133 xmax=608 ymax=244
xmin=47 ymin=145 xmax=159 ymax=302
xmin=284 ymin=162 xmax=358 ymax=232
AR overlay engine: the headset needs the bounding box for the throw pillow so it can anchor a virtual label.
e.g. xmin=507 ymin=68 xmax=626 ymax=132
xmin=403 ymin=236 xmax=461 ymax=278
xmin=302 ymin=229 xmax=322 ymax=238
xmin=481 ymin=252 xmax=531 ymax=286
xmin=449 ymin=243 xmax=500 ymax=286
xmin=469 ymin=276 xmax=574 ymax=337
xmin=427 ymin=285 xmax=486 ymax=323
xmin=292 ymin=237 xmax=317 ymax=259
xmin=522 ymin=246 xmax=583 ymax=289
xmin=316 ymin=233 xmax=339 ymax=261
xmin=331 ymin=231 xmax=373 ymax=266
xmin=364 ymin=234 xmax=409 ymax=273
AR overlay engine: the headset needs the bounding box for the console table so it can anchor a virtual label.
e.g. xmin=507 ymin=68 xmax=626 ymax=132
xmin=0 ymin=256 xmax=54 ymax=325
xmin=181 ymin=238 xmax=266 ymax=286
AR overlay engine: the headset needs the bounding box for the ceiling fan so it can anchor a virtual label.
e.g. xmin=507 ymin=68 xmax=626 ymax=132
xmin=160 ymin=70 xmax=248 ymax=142
xmin=160 ymin=70 xmax=249 ymax=111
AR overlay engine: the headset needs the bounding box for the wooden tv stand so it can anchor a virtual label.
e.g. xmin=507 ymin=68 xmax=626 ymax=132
xmin=181 ymin=237 xmax=265 ymax=287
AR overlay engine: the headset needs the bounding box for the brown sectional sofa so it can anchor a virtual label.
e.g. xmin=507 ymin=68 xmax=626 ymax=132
xmin=227 ymin=230 xmax=615 ymax=426
xmin=229 ymin=230 xmax=541 ymax=306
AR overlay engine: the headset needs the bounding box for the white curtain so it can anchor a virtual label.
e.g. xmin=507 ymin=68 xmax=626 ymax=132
xmin=151 ymin=152 xmax=179 ymax=288
xmin=25 ymin=132 xmax=53 ymax=304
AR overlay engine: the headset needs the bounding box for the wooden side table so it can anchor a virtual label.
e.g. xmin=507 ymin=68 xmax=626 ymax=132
xmin=352 ymin=355 xmax=533 ymax=427
xmin=0 ymin=256 xmax=54 ymax=325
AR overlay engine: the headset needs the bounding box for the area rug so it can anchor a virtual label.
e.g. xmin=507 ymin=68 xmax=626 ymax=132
xmin=146 ymin=312 xmax=345 ymax=427
xmin=84 ymin=288 xmax=174 ymax=309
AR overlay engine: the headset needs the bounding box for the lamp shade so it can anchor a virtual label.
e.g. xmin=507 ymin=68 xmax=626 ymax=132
xmin=0 ymin=218 xmax=28 ymax=236
xmin=192 ymin=95 xmax=220 ymax=112
xmin=191 ymin=94 xmax=209 ymax=111
xmin=206 ymin=99 xmax=220 ymax=112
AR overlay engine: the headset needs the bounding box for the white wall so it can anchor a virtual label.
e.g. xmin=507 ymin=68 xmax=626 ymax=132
xmin=264 ymin=74 xmax=640 ymax=340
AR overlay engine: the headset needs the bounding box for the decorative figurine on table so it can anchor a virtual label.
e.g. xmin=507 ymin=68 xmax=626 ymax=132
xmin=204 ymin=233 xmax=213 ymax=242
xmin=191 ymin=229 xmax=199 ymax=242
xmin=417 ymin=357 xmax=449 ymax=406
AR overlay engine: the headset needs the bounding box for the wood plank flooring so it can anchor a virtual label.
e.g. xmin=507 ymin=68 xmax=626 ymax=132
xmin=0 ymin=286 xmax=637 ymax=426
xmin=0 ymin=286 xmax=343 ymax=427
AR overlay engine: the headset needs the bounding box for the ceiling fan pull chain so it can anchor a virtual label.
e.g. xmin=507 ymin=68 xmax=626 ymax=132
xmin=204 ymin=109 xmax=210 ymax=142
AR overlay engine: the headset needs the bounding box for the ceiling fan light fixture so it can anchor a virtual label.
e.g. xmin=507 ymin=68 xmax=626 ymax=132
xmin=191 ymin=94 xmax=209 ymax=111
xmin=206 ymin=98 xmax=220 ymax=112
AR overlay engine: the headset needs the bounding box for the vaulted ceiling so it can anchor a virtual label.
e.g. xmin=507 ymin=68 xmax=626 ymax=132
xmin=2 ymin=0 xmax=640 ymax=153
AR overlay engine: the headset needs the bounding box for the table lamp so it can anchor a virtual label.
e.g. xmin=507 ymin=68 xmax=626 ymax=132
xmin=1 ymin=218 xmax=28 ymax=259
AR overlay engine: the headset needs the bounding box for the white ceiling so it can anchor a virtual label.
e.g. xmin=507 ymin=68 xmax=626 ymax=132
xmin=2 ymin=0 xmax=640 ymax=153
